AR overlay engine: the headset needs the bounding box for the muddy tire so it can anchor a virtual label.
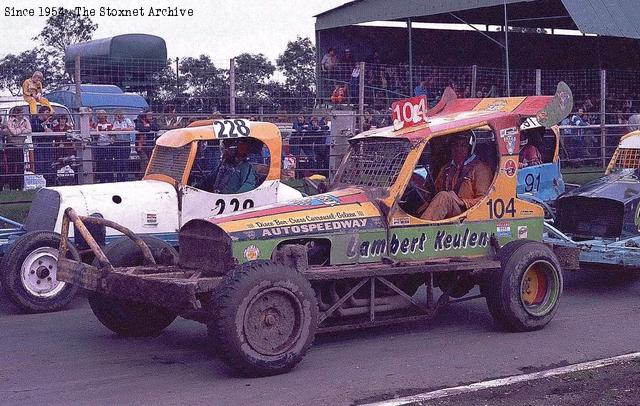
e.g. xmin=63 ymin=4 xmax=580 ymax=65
xmin=91 ymin=236 xmax=179 ymax=268
xmin=485 ymin=240 xmax=563 ymax=332
xmin=209 ymin=261 xmax=318 ymax=376
xmin=88 ymin=236 xmax=178 ymax=337
xmin=0 ymin=231 xmax=80 ymax=313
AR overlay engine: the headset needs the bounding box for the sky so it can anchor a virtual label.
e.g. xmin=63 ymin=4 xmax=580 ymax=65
xmin=0 ymin=0 xmax=348 ymax=63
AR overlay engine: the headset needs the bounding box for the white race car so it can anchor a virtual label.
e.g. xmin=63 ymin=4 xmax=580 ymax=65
xmin=0 ymin=119 xmax=302 ymax=312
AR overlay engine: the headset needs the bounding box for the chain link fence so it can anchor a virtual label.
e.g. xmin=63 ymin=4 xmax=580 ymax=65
xmin=3 ymin=57 xmax=640 ymax=192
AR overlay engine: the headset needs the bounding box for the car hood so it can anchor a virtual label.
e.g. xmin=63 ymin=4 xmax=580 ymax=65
xmin=206 ymin=188 xmax=385 ymax=241
xmin=25 ymin=180 xmax=177 ymax=233
xmin=560 ymin=169 xmax=640 ymax=204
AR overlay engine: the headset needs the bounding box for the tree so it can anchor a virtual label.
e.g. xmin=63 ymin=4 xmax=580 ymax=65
xmin=178 ymin=55 xmax=229 ymax=113
xmin=0 ymin=50 xmax=52 ymax=95
xmin=33 ymin=9 xmax=98 ymax=57
xmin=276 ymin=36 xmax=316 ymax=94
xmin=233 ymin=53 xmax=276 ymax=113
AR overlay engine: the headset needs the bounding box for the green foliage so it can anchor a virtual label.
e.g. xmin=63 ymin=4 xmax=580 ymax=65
xmin=177 ymin=55 xmax=229 ymax=113
xmin=277 ymin=36 xmax=316 ymax=94
xmin=0 ymin=50 xmax=52 ymax=95
xmin=33 ymin=8 xmax=98 ymax=56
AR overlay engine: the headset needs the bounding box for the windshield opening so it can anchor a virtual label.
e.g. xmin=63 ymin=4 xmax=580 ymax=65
xmin=332 ymin=138 xmax=411 ymax=190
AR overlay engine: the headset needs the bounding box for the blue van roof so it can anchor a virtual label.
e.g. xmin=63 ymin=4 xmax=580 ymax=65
xmin=46 ymin=86 xmax=149 ymax=110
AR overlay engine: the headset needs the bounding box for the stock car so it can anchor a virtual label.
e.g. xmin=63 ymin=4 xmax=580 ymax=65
xmin=56 ymin=86 xmax=575 ymax=376
xmin=546 ymin=130 xmax=640 ymax=269
xmin=0 ymin=119 xmax=302 ymax=313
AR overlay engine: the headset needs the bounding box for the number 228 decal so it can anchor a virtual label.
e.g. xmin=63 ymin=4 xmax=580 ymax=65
xmin=213 ymin=119 xmax=251 ymax=138
xmin=214 ymin=198 xmax=254 ymax=215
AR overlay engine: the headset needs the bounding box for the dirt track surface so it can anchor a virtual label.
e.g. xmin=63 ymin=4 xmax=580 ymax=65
xmin=1 ymin=268 xmax=640 ymax=406
xmin=422 ymin=360 xmax=640 ymax=406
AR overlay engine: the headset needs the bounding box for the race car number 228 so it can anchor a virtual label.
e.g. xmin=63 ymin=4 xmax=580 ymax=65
xmin=213 ymin=119 xmax=251 ymax=138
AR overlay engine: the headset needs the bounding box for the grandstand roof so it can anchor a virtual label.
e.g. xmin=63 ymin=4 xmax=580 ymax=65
xmin=315 ymin=0 xmax=640 ymax=40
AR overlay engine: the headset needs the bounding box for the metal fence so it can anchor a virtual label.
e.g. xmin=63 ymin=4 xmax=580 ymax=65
xmin=2 ymin=56 xmax=640 ymax=191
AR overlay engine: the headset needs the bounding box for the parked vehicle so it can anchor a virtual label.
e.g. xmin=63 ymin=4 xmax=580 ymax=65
xmin=57 ymin=90 xmax=574 ymax=376
xmin=0 ymin=120 xmax=302 ymax=313
xmin=546 ymin=130 xmax=640 ymax=269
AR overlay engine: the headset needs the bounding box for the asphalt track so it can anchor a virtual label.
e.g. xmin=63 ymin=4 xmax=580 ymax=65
xmin=1 ymin=268 xmax=639 ymax=406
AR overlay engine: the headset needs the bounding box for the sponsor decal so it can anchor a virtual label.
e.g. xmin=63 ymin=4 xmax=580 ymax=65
xmin=496 ymin=221 xmax=511 ymax=238
xmin=243 ymin=244 xmax=260 ymax=261
xmin=485 ymin=99 xmax=508 ymax=112
xmin=288 ymin=194 xmax=341 ymax=207
xmin=500 ymin=127 xmax=518 ymax=155
xmin=259 ymin=218 xmax=369 ymax=238
xmin=503 ymin=159 xmax=516 ymax=177
xmin=144 ymin=212 xmax=158 ymax=225
xmin=391 ymin=217 xmax=411 ymax=226
xmin=517 ymin=225 xmax=528 ymax=239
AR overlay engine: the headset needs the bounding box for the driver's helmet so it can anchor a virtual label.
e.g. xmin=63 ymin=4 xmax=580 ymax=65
xmin=519 ymin=117 xmax=544 ymax=147
xmin=221 ymin=139 xmax=251 ymax=159
xmin=450 ymin=131 xmax=477 ymax=156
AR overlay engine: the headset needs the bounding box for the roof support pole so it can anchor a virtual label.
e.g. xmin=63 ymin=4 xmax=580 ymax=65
xmin=407 ymin=18 xmax=413 ymax=96
xmin=600 ymin=69 xmax=607 ymax=168
xmin=504 ymin=1 xmax=511 ymax=96
xmin=229 ymin=58 xmax=236 ymax=116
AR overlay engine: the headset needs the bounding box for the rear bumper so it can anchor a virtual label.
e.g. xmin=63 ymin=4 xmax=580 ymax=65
xmin=58 ymin=258 xmax=221 ymax=312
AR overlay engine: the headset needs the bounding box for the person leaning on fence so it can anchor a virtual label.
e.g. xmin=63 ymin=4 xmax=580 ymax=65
xmin=30 ymin=106 xmax=57 ymax=185
xmin=135 ymin=110 xmax=160 ymax=167
xmin=92 ymin=110 xmax=114 ymax=183
xmin=2 ymin=107 xmax=31 ymax=190
xmin=22 ymin=71 xmax=53 ymax=115
xmin=52 ymin=114 xmax=75 ymax=164
xmin=112 ymin=110 xmax=135 ymax=182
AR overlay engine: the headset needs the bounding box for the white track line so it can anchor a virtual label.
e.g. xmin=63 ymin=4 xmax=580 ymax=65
xmin=365 ymin=351 xmax=640 ymax=406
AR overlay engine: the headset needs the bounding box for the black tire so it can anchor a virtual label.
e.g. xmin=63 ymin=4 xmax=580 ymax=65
xmin=0 ymin=231 xmax=80 ymax=313
xmin=88 ymin=236 xmax=178 ymax=337
xmin=485 ymin=240 xmax=563 ymax=332
xmin=209 ymin=261 xmax=318 ymax=377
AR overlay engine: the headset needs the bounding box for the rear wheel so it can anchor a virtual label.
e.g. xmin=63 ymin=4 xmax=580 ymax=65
xmin=209 ymin=261 xmax=318 ymax=376
xmin=0 ymin=231 xmax=80 ymax=313
xmin=485 ymin=240 xmax=563 ymax=332
xmin=88 ymin=236 xmax=178 ymax=337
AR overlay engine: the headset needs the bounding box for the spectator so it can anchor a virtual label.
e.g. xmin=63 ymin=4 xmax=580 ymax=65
xmin=31 ymin=106 xmax=56 ymax=185
xmin=3 ymin=107 xmax=31 ymax=190
xmin=349 ymin=63 xmax=361 ymax=104
xmin=135 ymin=110 xmax=160 ymax=168
xmin=414 ymin=80 xmax=429 ymax=97
xmin=331 ymin=84 xmax=348 ymax=104
xmin=292 ymin=114 xmax=307 ymax=132
xmin=112 ymin=110 xmax=135 ymax=182
xmin=369 ymin=49 xmax=381 ymax=65
xmin=321 ymin=48 xmax=338 ymax=74
xmin=568 ymin=108 xmax=591 ymax=158
xmin=160 ymin=105 xmax=183 ymax=129
xmin=343 ymin=48 xmax=354 ymax=66
xmin=92 ymin=109 xmax=114 ymax=183
xmin=52 ymin=114 xmax=75 ymax=164
xmin=22 ymin=71 xmax=52 ymax=115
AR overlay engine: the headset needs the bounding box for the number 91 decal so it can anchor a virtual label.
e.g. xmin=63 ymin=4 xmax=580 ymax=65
xmin=213 ymin=119 xmax=251 ymax=138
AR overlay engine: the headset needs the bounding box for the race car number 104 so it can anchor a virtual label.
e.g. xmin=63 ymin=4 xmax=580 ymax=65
xmin=213 ymin=119 xmax=251 ymax=138
xmin=392 ymin=96 xmax=428 ymax=131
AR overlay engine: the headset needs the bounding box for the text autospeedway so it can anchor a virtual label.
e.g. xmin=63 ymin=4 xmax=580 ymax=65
xmin=240 ymin=218 xmax=490 ymax=255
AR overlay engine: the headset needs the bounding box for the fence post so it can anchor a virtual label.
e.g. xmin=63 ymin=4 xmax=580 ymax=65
xmin=78 ymin=107 xmax=93 ymax=185
xmin=74 ymin=56 xmax=82 ymax=111
xmin=358 ymin=62 xmax=365 ymax=133
xmin=535 ymin=69 xmax=541 ymax=96
xmin=600 ymin=69 xmax=607 ymax=168
xmin=471 ymin=65 xmax=477 ymax=97
xmin=229 ymin=58 xmax=236 ymax=116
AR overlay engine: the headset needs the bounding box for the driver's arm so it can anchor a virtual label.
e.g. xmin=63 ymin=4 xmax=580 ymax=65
xmin=236 ymin=162 xmax=258 ymax=193
xmin=460 ymin=163 xmax=493 ymax=209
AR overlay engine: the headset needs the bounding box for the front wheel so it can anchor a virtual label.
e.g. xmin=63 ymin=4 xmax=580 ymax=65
xmin=0 ymin=231 xmax=80 ymax=313
xmin=485 ymin=240 xmax=563 ymax=332
xmin=209 ymin=261 xmax=318 ymax=376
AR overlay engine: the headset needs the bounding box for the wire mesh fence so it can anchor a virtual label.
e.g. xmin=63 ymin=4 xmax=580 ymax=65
xmin=3 ymin=56 xmax=640 ymax=192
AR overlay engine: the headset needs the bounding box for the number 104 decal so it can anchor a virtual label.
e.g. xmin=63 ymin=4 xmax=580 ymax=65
xmin=213 ymin=119 xmax=251 ymax=138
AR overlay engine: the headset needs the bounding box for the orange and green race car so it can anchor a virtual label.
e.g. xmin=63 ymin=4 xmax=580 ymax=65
xmin=56 ymin=83 xmax=575 ymax=377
